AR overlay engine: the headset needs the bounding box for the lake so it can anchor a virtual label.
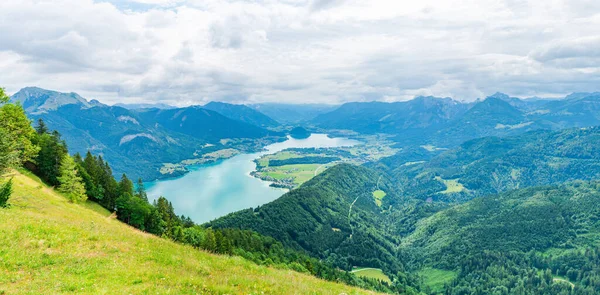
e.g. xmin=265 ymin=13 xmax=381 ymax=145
xmin=145 ymin=134 xmax=360 ymax=223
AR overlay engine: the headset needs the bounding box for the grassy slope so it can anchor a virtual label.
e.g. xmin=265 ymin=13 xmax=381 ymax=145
xmin=351 ymin=268 xmax=392 ymax=284
xmin=417 ymin=268 xmax=457 ymax=293
xmin=0 ymin=171 xmax=381 ymax=295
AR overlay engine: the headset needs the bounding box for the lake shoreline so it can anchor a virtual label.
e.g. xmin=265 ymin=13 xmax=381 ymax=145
xmin=145 ymin=134 xmax=361 ymax=223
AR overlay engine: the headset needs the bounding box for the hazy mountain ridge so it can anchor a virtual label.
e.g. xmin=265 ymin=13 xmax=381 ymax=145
xmin=312 ymin=92 xmax=600 ymax=147
xmin=203 ymin=101 xmax=280 ymax=127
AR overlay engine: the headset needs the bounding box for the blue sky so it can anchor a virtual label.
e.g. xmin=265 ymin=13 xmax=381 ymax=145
xmin=1 ymin=0 xmax=599 ymax=106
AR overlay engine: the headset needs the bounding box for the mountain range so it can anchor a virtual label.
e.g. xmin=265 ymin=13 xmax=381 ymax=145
xmin=10 ymin=87 xmax=285 ymax=180
xmin=312 ymin=92 xmax=600 ymax=147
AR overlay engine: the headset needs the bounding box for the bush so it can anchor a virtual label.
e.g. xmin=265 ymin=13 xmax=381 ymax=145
xmin=0 ymin=178 xmax=13 ymax=208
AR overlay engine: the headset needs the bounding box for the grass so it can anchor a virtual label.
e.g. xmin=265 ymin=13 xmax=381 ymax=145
xmin=263 ymin=164 xmax=326 ymax=185
xmin=418 ymin=268 xmax=457 ymax=293
xmin=372 ymin=190 xmax=386 ymax=207
xmin=434 ymin=176 xmax=467 ymax=194
xmin=351 ymin=268 xmax=392 ymax=284
xmin=0 ymin=171 xmax=382 ymax=295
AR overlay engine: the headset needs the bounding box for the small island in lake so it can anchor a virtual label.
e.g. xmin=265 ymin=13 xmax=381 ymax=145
xmin=289 ymin=127 xmax=311 ymax=139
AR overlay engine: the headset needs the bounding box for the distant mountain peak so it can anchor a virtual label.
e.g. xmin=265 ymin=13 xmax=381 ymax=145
xmin=11 ymin=87 xmax=92 ymax=114
xmin=488 ymin=92 xmax=511 ymax=100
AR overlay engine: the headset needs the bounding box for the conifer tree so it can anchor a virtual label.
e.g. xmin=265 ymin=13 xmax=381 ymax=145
xmin=57 ymin=155 xmax=87 ymax=203
xmin=135 ymin=178 xmax=148 ymax=202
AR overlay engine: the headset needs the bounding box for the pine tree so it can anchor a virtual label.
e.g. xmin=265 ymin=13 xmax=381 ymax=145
xmin=0 ymin=128 xmax=18 ymax=174
xmin=35 ymin=118 xmax=49 ymax=135
xmin=57 ymin=155 xmax=87 ymax=203
xmin=135 ymin=178 xmax=148 ymax=202
xmin=118 ymin=174 xmax=134 ymax=197
xmin=35 ymin=131 xmax=68 ymax=186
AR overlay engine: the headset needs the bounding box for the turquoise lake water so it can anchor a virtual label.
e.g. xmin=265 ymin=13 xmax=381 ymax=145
xmin=145 ymin=134 xmax=360 ymax=223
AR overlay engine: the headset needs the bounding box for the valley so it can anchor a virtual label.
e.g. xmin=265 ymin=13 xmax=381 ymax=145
xmin=145 ymin=134 xmax=361 ymax=223
xmin=5 ymin=86 xmax=600 ymax=294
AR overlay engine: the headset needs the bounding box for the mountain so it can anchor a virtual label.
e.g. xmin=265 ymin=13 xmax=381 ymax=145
xmin=10 ymin=86 xmax=97 ymax=114
xmin=312 ymin=97 xmax=468 ymax=136
xmin=203 ymin=101 xmax=280 ymax=127
xmin=488 ymin=92 xmax=552 ymax=111
xmin=135 ymin=106 xmax=281 ymax=142
xmin=114 ymin=102 xmax=176 ymax=110
xmin=312 ymin=93 xmax=600 ymax=148
xmin=427 ymin=96 xmax=545 ymax=146
xmin=248 ymin=103 xmax=339 ymax=123
xmin=0 ymin=170 xmax=381 ymax=295
xmin=532 ymin=92 xmax=600 ymax=128
xmin=12 ymin=87 xmax=284 ymax=180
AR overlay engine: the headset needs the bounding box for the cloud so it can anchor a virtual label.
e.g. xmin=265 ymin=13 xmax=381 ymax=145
xmin=0 ymin=0 xmax=599 ymax=105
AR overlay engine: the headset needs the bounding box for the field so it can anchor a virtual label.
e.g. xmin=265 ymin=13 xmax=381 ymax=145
xmin=0 ymin=170 xmax=381 ymax=295
xmin=372 ymin=190 xmax=386 ymax=207
xmin=435 ymin=176 xmax=467 ymax=194
xmin=351 ymin=268 xmax=392 ymax=284
xmin=417 ymin=268 xmax=457 ymax=293
xmin=262 ymin=164 xmax=330 ymax=185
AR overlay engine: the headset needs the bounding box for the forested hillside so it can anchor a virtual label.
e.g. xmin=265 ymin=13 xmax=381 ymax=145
xmin=378 ymin=127 xmax=600 ymax=202
xmin=10 ymin=87 xmax=285 ymax=180
xmin=209 ymin=164 xmax=421 ymax=293
xmin=403 ymin=181 xmax=600 ymax=294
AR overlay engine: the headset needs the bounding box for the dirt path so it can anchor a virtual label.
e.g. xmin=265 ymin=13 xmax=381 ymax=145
xmin=314 ymin=164 xmax=327 ymax=176
xmin=553 ymin=278 xmax=574 ymax=289
xmin=348 ymin=195 xmax=360 ymax=238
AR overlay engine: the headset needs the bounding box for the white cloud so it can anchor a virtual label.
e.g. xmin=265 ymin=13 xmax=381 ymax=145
xmin=0 ymin=0 xmax=599 ymax=105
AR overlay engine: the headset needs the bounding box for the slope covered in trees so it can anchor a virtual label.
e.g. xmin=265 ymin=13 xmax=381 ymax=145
xmin=378 ymin=126 xmax=600 ymax=203
xmin=402 ymin=181 xmax=600 ymax=294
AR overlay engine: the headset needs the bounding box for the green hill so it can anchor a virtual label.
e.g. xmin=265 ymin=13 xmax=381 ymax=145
xmin=0 ymin=170 xmax=382 ymax=295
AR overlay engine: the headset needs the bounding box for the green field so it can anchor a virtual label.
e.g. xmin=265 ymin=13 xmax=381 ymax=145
xmin=351 ymin=268 xmax=392 ymax=284
xmin=257 ymin=151 xmax=303 ymax=167
xmin=372 ymin=190 xmax=386 ymax=207
xmin=435 ymin=176 xmax=467 ymax=194
xmin=0 ymin=171 xmax=381 ymax=295
xmin=418 ymin=268 xmax=457 ymax=293
xmin=263 ymin=164 xmax=327 ymax=185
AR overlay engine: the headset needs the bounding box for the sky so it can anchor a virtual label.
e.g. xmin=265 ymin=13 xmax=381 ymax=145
xmin=1 ymin=0 xmax=599 ymax=106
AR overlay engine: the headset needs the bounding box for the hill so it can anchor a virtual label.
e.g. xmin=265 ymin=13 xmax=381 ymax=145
xmin=208 ymin=164 xmax=417 ymax=288
xmin=377 ymin=126 xmax=600 ymax=203
xmin=0 ymin=170 xmax=382 ymax=295
xmin=395 ymin=181 xmax=600 ymax=294
xmin=204 ymin=101 xmax=280 ymax=127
